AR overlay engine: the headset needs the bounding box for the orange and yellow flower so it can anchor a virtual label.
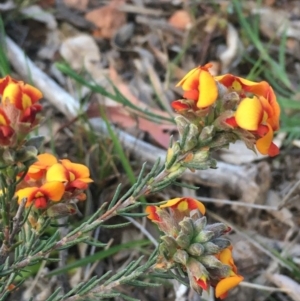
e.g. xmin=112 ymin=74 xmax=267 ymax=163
xmin=214 ymin=74 xmax=280 ymax=157
xmin=0 ymin=76 xmax=42 ymax=110
xmin=46 ymin=159 xmax=93 ymax=190
xmin=146 ymin=197 xmax=205 ymax=222
xmin=16 ymin=182 xmax=65 ymax=209
xmin=173 ymin=64 xmax=218 ymax=110
xmin=145 ymin=205 xmax=160 ymax=222
xmin=160 ymin=197 xmax=206 ymax=215
xmin=214 ymin=247 xmax=244 ymax=299
xmin=27 ymin=153 xmax=58 ymax=180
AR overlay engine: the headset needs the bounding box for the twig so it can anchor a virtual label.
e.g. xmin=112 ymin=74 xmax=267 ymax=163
xmin=125 ymin=216 xmax=158 ymax=247
xmin=0 ymin=198 xmax=26 ymax=265
xmin=278 ymin=179 xmax=300 ymax=209
xmin=240 ymin=281 xmax=291 ymax=293
xmin=200 ymin=196 xmax=278 ymax=210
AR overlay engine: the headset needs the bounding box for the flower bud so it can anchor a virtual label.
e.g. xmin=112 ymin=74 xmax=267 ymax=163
xmin=175 ymin=115 xmax=190 ymax=137
xmin=193 ymin=216 xmax=207 ymax=232
xmin=212 ymin=238 xmax=231 ymax=250
xmin=203 ymin=241 xmax=221 ymax=255
xmin=181 ymin=148 xmax=216 ymax=170
xmin=46 ymin=203 xmax=78 ymax=218
xmin=200 ymin=255 xmax=224 ymax=269
xmin=205 ymin=223 xmax=231 ymax=239
xmin=3 ymin=149 xmax=15 ymax=164
xmin=161 ymin=235 xmax=177 ymax=250
xmin=176 ymin=233 xmax=191 ymax=249
xmin=173 ymin=249 xmax=189 ymax=265
xmin=187 ymin=243 xmax=204 ymax=257
xmin=183 ymin=124 xmax=199 ymax=152
xmin=179 ymin=217 xmax=194 ymax=236
xmin=194 ymin=230 xmax=214 ymax=243
xmin=199 ymin=125 xmax=214 ymax=143
xmin=154 ymin=255 xmax=174 ymax=272
xmin=15 ymin=146 xmax=38 ymax=163
xmin=186 ymin=258 xmax=209 ymax=289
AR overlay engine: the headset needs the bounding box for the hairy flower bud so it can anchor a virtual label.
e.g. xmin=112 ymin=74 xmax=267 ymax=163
xmin=199 ymin=125 xmax=214 ymax=143
xmin=187 ymin=243 xmax=205 ymax=257
xmin=194 ymin=230 xmax=214 ymax=243
xmin=203 ymin=242 xmax=221 ymax=255
xmin=176 ymin=233 xmax=191 ymax=249
xmin=200 ymin=255 xmax=224 ymax=269
xmin=173 ymin=249 xmax=189 ymax=265
xmin=212 ymin=238 xmax=231 ymax=250
xmin=194 ymin=216 xmax=207 ymax=232
xmin=205 ymin=223 xmax=231 ymax=239
xmin=179 ymin=217 xmax=194 ymax=236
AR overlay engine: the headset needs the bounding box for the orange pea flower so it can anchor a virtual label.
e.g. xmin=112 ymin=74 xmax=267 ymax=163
xmin=0 ymin=76 xmax=42 ymax=110
xmin=228 ymin=96 xmax=279 ymax=156
xmin=0 ymin=108 xmax=14 ymax=145
xmin=16 ymin=182 xmax=65 ymax=209
xmin=174 ymin=64 xmax=218 ymax=109
xmin=27 ymin=153 xmax=58 ymax=180
xmin=216 ymin=74 xmax=280 ymax=129
xmin=46 ymin=159 xmax=93 ymax=190
xmin=215 ymin=247 xmax=244 ymax=299
xmin=145 ymin=206 xmax=160 ymax=222
xmin=160 ymin=197 xmax=206 ymax=215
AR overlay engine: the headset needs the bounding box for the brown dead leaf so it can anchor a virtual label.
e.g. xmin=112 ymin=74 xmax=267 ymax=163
xmin=85 ymin=0 xmax=127 ymax=39
xmin=63 ymin=0 xmax=89 ymax=11
xmin=168 ymin=10 xmax=192 ymax=30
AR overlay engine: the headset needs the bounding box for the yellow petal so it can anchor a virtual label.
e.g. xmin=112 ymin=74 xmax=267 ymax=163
xmin=160 ymin=198 xmax=181 ymax=208
xmin=46 ymin=163 xmax=68 ymax=182
xmin=2 ymin=83 xmax=22 ymax=107
xmin=197 ymin=71 xmax=218 ymax=108
xmin=16 ymin=187 xmax=37 ymax=206
xmin=235 ymin=97 xmax=263 ymax=131
xmin=256 ymin=124 xmax=274 ymax=155
xmin=215 ymin=275 xmax=244 ymax=298
xmin=40 ymin=182 xmax=65 ymax=201
xmin=176 ymin=67 xmax=200 ymax=90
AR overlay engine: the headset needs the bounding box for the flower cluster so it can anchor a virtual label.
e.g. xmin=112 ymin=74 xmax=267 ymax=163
xmin=146 ymin=198 xmax=243 ymax=299
xmin=172 ymin=64 xmax=280 ymax=157
xmin=0 ymin=76 xmax=43 ymax=146
xmin=16 ymin=153 xmax=93 ymax=214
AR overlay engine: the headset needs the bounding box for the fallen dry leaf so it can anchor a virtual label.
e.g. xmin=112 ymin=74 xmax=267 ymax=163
xmin=63 ymin=0 xmax=89 ymax=11
xmin=59 ymin=34 xmax=101 ymax=71
xmin=168 ymin=10 xmax=192 ymax=30
xmin=85 ymin=0 xmax=127 ymax=39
